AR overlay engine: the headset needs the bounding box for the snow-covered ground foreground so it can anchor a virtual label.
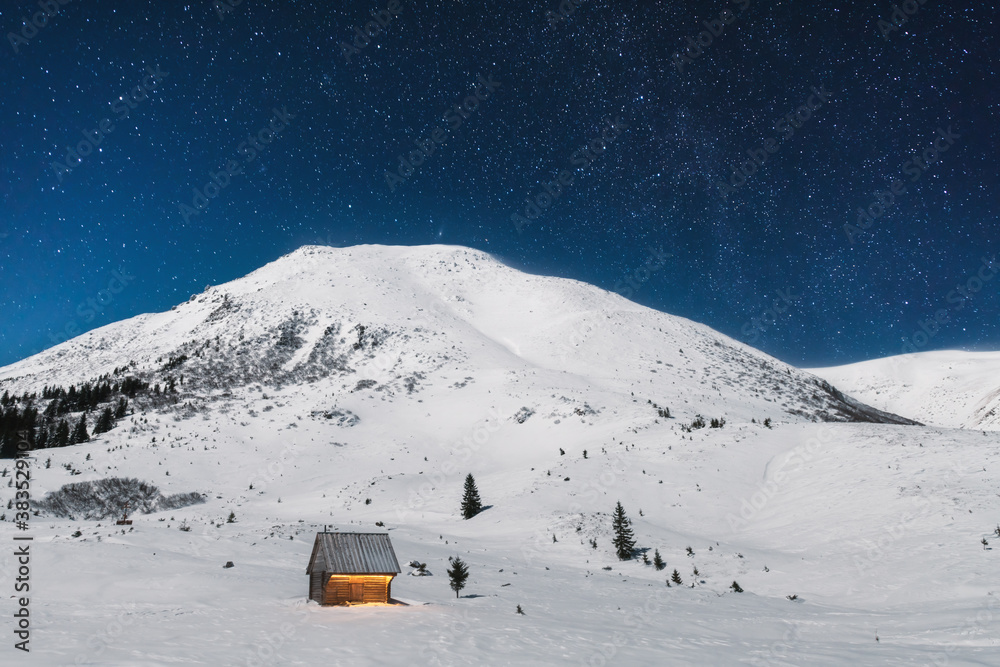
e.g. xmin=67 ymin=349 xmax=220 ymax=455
xmin=1 ymin=245 xmax=997 ymax=665
xmin=3 ymin=413 xmax=998 ymax=666
xmin=810 ymin=350 xmax=1000 ymax=431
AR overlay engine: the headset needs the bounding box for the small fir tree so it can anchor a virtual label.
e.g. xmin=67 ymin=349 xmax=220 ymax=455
xmin=731 ymin=581 xmax=744 ymax=593
xmin=671 ymin=569 xmax=683 ymax=586
xmin=653 ymin=549 xmax=666 ymax=571
xmin=461 ymin=474 xmax=483 ymax=519
xmin=447 ymin=557 xmax=470 ymax=598
xmin=611 ymin=501 xmax=636 ymax=560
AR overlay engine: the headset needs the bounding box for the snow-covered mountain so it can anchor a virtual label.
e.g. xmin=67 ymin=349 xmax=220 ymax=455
xmin=1 ymin=245 xmax=997 ymax=666
xmin=0 ymin=244 xmax=911 ymax=427
xmin=810 ymin=350 xmax=1000 ymax=430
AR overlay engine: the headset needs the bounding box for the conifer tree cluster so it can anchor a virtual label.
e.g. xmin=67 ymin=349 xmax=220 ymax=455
xmin=1 ymin=375 xmax=144 ymax=457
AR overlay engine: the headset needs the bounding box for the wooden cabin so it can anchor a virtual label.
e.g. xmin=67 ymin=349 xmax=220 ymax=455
xmin=307 ymin=532 xmax=402 ymax=605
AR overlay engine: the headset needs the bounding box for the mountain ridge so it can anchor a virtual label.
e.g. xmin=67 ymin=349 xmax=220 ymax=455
xmin=810 ymin=349 xmax=1000 ymax=430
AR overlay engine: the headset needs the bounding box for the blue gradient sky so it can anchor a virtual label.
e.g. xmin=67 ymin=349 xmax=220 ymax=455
xmin=1 ymin=0 xmax=997 ymax=368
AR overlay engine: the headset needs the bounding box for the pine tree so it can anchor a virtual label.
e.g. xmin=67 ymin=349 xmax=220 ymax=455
xmin=653 ymin=549 xmax=665 ymax=571
xmin=93 ymin=408 xmax=115 ymax=435
xmin=114 ymin=398 xmax=128 ymax=420
xmin=447 ymin=556 xmax=469 ymax=598
xmin=611 ymin=501 xmax=636 ymax=560
xmin=54 ymin=420 xmax=70 ymax=447
xmin=671 ymin=569 xmax=683 ymax=585
xmin=70 ymin=414 xmax=89 ymax=444
xmin=730 ymin=580 xmax=744 ymax=593
xmin=461 ymin=474 xmax=483 ymax=519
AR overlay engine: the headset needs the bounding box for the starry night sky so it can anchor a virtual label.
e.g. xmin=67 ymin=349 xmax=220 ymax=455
xmin=1 ymin=0 xmax=997 ymax=368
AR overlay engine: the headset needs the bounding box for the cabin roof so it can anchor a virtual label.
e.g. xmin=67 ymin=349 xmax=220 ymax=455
xmin=307 ymin=532 xmax=402 ymax=575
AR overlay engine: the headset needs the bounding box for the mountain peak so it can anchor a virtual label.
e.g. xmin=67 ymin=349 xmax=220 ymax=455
xmin=1 ymin=244 xmax=913 ymax=426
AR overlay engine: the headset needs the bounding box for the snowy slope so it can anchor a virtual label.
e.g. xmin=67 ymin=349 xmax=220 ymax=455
xmin=1 ymin=245 xmax=996 ymax=667
xmin=809 ymin=350 xmax=1000 ymax=430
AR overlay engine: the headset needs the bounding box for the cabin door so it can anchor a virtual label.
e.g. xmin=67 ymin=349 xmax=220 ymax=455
xmin=350 ymin=582 xmax=364 ymax=602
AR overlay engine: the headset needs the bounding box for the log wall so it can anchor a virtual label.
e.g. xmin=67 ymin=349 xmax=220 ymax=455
xmin=320 ymin=574 xmax=392 ymax=604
